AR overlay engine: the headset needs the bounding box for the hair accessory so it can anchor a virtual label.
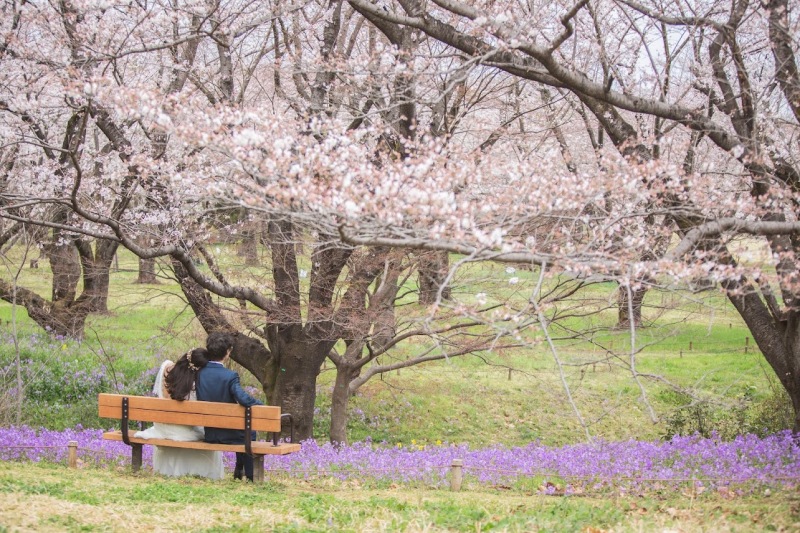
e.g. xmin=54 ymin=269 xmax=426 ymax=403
xmin=186 ymin=350 xmax=198 ymax=371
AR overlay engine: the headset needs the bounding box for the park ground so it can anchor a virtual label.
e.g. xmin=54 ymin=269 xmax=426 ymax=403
xmin=0 ymin=248 xmax=798 ymax=531
xmin=0 ymin=461 xmax=798 ymax=532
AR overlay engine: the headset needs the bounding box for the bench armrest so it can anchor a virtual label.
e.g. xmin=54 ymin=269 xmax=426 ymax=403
xmin=273 ymin=413 xmax=295 ymax=445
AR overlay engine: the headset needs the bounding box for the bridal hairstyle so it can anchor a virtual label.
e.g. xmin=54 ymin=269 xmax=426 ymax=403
xmin=164 ymin=348 xmax=210 ymax=400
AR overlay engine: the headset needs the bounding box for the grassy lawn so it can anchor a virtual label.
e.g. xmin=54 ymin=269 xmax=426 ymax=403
xmin=0 ymin=461 xmax=796 ymax=532
xmin=0 ymin=245 xmax=797 ymax=531
xmin=0 ymin=247 xmax=791 ymax=444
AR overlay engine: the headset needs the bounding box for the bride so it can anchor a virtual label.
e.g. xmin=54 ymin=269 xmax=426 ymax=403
xmin=134 ymin=348 xmax=224 ymax=479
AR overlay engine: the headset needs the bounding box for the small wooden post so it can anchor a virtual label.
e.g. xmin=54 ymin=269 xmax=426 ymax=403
xmin=253 ymin=454 xmax=265 ymax=483
xmin=450 ymin=459 xmax=463 ymax=491
xmin=679 ymin=350 xmax=683 ymax=358
xmin=689 ymin=341 xmax=693 ymax=351
xmin=508 ymin=368 xmax=512 ymax=381
xmin=67 ymin=441 xmax=77 ymax=469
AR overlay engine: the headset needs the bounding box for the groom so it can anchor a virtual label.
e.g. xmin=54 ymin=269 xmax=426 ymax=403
xmin=196 ymin=332 xmax=263 ymax=481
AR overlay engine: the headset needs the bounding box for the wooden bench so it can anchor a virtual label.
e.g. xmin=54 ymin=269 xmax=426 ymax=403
xmin=98 ymin=393 xmax=300 ymax=482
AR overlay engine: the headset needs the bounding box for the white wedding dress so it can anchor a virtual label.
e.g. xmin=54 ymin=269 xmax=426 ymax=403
xmin=134 ymin=360 xmax=224 ymax=479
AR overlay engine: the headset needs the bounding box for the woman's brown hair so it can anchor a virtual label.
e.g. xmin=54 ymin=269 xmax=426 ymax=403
xmin=164 ymin=348 xmax=210 ymax=400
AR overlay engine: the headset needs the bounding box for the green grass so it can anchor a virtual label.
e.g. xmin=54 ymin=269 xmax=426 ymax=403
xmin=0 ymin=462 xmax=797 ymax=532
xmin=0 ymin=246 xmax=793 ymax=444
xmin=0 ymin=246 xmax=796 ymax=531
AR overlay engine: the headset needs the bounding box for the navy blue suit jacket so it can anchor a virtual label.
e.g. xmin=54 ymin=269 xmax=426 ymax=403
xmin=196 ymin=362 xmax=262 ymax=444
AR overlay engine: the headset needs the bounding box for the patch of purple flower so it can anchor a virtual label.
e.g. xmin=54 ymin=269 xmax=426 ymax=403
xmin=0 ymin=426 xmax=133 ymax=467
xmin=1 ymin=426 xmax=798 ymax=492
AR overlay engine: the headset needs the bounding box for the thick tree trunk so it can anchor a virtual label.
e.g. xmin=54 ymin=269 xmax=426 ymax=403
xmin=135 ymin=237 xmax=160 ymax=283
xmin=79 ymin=256 xmax=113 ymax=313
xmin=269 ymin=335 xmax=331 ymax=441
xmin=748 ymin=325 xmax=800 ymax=432
xmin=75 ymin=239 xmax=118 ymax=313
xmin=726 ymin=283 xmax=800 ymax=431
xmin=44 ymin=241 xmax=80 ymax=304
xmin=1 ymin=229 xmax=104 ymax=338
xmin=136 ymin=257 xmax=159 ymax=284
xmin=169 ymin=221 xmax=351 ymax=443
xmin=617 ymin=285 xmax=646 ymax=329
xmin=329 ymin=362 xmax=357 ymax=445
xmin=418 ymin=250 xmax=451 ymax=305
xmin=238 ymin=228 xmax=259 ymax=266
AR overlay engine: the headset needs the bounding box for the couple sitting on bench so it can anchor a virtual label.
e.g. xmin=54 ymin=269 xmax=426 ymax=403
xmin=135 ymin=332 xmax=261 ymax=481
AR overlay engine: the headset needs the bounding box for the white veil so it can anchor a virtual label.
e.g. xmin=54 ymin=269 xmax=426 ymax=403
xmin=152 ymin=360 xmax=173 ymax=399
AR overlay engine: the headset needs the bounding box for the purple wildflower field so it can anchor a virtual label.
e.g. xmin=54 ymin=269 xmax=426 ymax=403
xmin=1 ymin=426 xmax=798 ymax=493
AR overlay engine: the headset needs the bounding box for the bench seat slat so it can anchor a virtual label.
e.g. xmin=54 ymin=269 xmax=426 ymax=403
xmin=101 ymin=431 xmax=301 ymax=455
xmin=98 ymin=404 xmax=281 ymax=432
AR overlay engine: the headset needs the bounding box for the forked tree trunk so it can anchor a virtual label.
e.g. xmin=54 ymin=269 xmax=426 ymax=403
xmin=0 ymin=229 xmax=98 ymax=338
xmin=173 ymin=256 xmax=331 ymax=442
xmin=170 ymin=211 xmax=352 ymax=443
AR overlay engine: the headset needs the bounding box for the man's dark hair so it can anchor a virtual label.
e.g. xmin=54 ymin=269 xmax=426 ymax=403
xmin=206 ymin=332 xmax=235 ymax=361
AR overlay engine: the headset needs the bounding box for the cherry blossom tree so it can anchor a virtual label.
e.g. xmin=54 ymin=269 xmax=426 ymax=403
xmin=0 ymin=0 xmax=534 ymax=440
xmin=339 ymin=0 xmax=800 ymax=430
xmin=0 ymin=0 xmax=206 ymax=334
xmin=3 ymin=0 xmax=800 ymax=437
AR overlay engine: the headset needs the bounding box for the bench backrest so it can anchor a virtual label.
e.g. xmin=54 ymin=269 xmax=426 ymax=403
xmin=98 ymin=393 xmax=282 ymax=432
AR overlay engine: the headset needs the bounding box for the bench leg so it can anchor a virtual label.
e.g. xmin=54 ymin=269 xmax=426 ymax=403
xmin=253 ymin=454 xmax=265 ymax=483
xmin=131 ymin=444 xmax=143 ymax=473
